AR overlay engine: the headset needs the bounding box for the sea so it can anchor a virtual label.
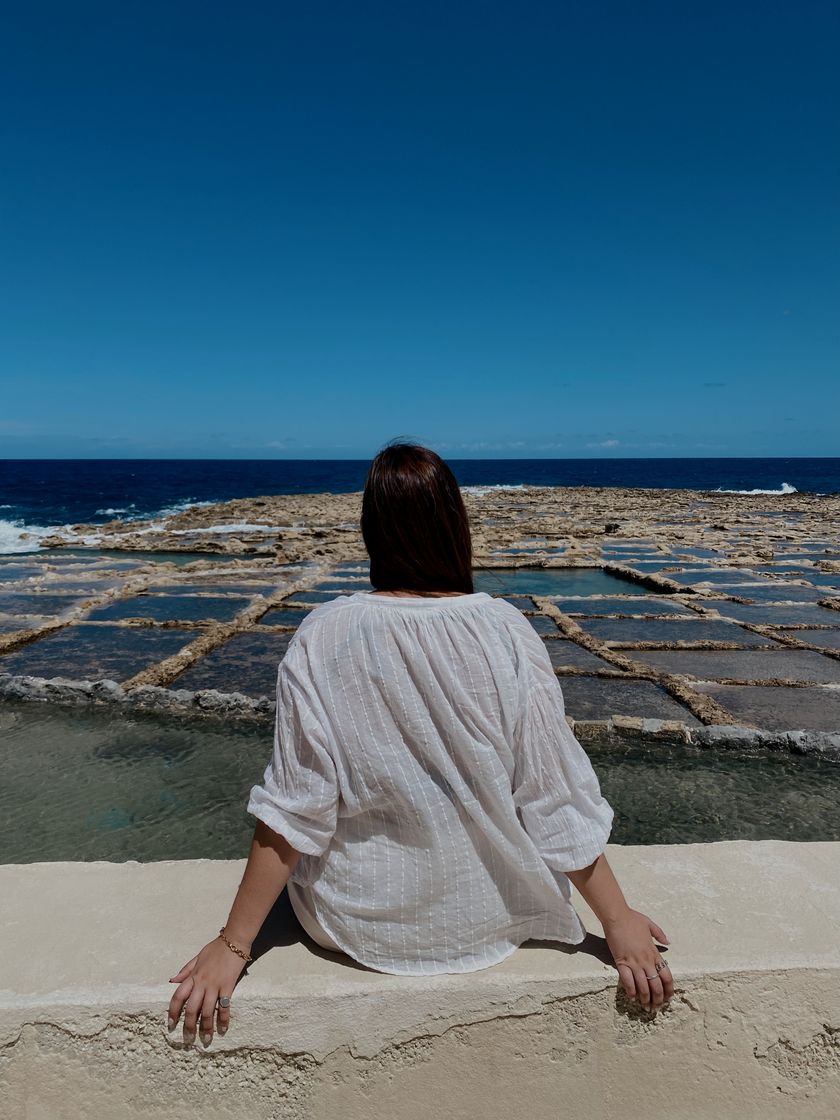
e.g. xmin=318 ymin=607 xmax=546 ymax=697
xmin=1 ymin=457 xmax=839 ymax=554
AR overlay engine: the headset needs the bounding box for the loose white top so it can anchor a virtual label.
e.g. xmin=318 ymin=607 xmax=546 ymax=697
xmin=247 ymin=589 xmax=614 ymax=975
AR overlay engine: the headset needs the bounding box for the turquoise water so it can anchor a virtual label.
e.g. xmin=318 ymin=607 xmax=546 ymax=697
xmin=473 ymin=568 xmax=653 ymax=597
xmin=1 ymin=702 xmax=837 ymax=864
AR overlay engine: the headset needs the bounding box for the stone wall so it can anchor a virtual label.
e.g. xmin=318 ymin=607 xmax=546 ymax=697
xmin=2 ymin=842 xmax=839 ymax=1119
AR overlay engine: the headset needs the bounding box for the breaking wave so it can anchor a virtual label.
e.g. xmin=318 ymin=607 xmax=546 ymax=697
xmin=0 ymin=518 xmax=68 ymax=554
xmin=0 ymin=498 xmax=220 ymax=554
xmin=462 ymin=483 xmax=533 ymax=496
xmin=713 ymin=482 xmax=798 ymax=496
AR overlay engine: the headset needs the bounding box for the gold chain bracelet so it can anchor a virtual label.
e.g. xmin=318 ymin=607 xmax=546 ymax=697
xmin=218 ymin=928 xmax=253 ymax=964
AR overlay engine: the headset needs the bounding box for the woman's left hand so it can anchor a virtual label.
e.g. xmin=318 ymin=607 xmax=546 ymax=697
xmin=603 ymin=908 xmax=674 ymax=1012
xmin=167 ymin=937 xmax=248 ymax=1046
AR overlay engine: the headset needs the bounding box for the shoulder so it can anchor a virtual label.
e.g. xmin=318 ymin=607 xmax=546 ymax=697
xmin=483 ymin=594 xmax=539 ymax=639
xmin=283 ymin=594 xmax=365 ymax=657
xmin=484 ymin=594 xmax=524 ymax=620
xmin=292 ymin=594 xmax=358 ymax=635
xmin=483 ymin=595 xmax=556 ymax=680
xmin=278 ymin=596 xmax=358 ymax=683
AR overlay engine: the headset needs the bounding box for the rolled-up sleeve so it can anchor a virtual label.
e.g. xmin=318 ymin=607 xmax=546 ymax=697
xmin=247 ymin=644 xmax=339 ymax=857
xmin=511 ymin=634 xmax=614 ymax=873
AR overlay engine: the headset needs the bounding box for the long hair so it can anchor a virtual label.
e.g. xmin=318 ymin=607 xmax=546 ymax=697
xmin=361 ymin=441 xmax=474 ymax=594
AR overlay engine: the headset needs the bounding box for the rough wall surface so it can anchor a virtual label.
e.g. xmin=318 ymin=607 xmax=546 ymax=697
xmin=2 ymin=843 xmax=839 ymax=1120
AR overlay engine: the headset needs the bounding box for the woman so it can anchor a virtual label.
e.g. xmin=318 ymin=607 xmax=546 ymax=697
xmin=167 ymin=443 xmax=673 ymax=1047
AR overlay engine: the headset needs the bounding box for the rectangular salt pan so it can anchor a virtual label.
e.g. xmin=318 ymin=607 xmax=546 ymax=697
xmin=86 ymin=596 xmax=252 ymax=623
xmin=256 ymin=607 xmax=311 ymax=627
xmin=628 ymin=649 xmax=840 ymax=685
xmin=0 ymin=624 xmax=198 ymax=682
xmin=170 ymin=631 xmax=294 ymax=698
xmin=474 ymin=568 xmax=654 ymax=598
xmin=577 ymin=618 xmax=780 ymax=647
xmin=557 ymin=677 xmax=699 ymax=724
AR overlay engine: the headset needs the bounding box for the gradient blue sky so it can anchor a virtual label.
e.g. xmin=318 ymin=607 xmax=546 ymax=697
xmin=1 ymin=1 xmax=838 ymax=459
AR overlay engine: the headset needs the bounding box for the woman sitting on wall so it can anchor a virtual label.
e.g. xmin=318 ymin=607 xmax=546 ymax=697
xmin=166 ymin=442 xmax=673 ymax=1046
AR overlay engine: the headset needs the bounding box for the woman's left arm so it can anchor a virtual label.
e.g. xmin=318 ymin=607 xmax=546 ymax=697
xmin=566 ymin=852 xmax=674 ymax=1012
xmin=167 ymin=820 xmax=301 ymax=1047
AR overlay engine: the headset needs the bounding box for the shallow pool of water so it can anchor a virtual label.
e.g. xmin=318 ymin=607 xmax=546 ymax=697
xmin=474 ymin=567 xmax=654 ymax=598
xmin=1 ymin=702 xmax=837 ymax=864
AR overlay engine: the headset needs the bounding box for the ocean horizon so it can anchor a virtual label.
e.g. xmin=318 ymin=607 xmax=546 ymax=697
xmin=2 ymin=456 xmax=839 ymax=554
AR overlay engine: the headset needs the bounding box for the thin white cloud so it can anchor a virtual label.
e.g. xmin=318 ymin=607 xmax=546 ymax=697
xmin=433 ymin=439 xmax=531 ymax=452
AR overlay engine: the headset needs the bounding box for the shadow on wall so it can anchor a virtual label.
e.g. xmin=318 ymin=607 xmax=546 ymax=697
xmin=249 ymin=887 xmax=370 ymax=974
xmin=248 ymin=890 xmax=670 ymax=1019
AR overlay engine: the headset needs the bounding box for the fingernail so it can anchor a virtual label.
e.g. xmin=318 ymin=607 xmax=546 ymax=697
xmin=167 ymin=1017 xmax=175 ymax=1031
xmin=184 ymin=1032 xmax=195 ymax=1046
xmin=202 ymin=1033 xmax=212 ymax=1047
xmin=219 ymin=1026 xmax=228 ymax=1036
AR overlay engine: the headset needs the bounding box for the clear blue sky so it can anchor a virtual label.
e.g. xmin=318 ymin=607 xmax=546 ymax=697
xmin=1 ymin=1 xmax=838 ymax=459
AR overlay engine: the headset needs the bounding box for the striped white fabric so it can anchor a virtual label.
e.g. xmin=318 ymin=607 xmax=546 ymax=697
xmin=247 ymin=590 xmax=614 ymax=975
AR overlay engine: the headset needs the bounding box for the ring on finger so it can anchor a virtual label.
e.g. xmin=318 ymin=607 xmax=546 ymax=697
xmin=217 ymin=996 xmax=232 ymax=1009
xmin=655 ymin=959 xmax=668 ymax=973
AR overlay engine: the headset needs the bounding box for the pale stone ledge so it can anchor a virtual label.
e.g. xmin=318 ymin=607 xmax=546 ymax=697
xmin=1 ymin=842 xmax=839 ymax=1119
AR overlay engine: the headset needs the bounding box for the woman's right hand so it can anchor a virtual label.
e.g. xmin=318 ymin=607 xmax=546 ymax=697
xmin=167 ymin=937 xmax=248 ymax=1046
xmin=603 ymin=908 xmax=674 ymax=1012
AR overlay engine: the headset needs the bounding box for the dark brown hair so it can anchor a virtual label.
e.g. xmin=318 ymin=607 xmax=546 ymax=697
xmin=361 ymin=441 xmax=474 ymax=594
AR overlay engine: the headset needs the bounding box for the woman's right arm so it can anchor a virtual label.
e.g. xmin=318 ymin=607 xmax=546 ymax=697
xmin=166 ymin=821 xmax=302 ymax=1046
xmin=565 ymin=852 xmax=674 ymax=1011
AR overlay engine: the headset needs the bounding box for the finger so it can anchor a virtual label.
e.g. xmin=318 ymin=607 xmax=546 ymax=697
xmin=647 ymin=974 xmax=665 ymax=1010
xmin=183 ymin=986 xmax=204 ymax=1044
xmin=200 ymin=991 xmax=217 ymax=1047
xmin=659 ymin=964 xmax=675 ymax=1002
xmin=169 ymin=955 xmax=198 ymax=983
xmin=616 ymin=963 xmax=636 ymax=1000
xmin=634 ymin=968 xmax=651 ymax=1011
xmin=648 ymin=920 xmax=669 ymax=945
xmin=167 ymin=975 xmax=194 ymax=1030
xmin=216 ymin=990 xmax=233 ymax=1036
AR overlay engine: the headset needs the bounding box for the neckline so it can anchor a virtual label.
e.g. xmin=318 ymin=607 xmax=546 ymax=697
xmin=351 ymin=590 xmax=491 ymax=607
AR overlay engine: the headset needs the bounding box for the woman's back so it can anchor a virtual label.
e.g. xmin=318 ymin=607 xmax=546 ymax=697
xmin=167 ymin=446 xmax=670 ymax=1042
xmin=248 ymin=588 xmax=614 ymax=975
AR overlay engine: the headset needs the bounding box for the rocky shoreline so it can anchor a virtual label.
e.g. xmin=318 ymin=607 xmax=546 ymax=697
xmin=2 ymin=484 xmax=839 ymax=746
xmin=31 ymin=484 xmax=840 ymax=569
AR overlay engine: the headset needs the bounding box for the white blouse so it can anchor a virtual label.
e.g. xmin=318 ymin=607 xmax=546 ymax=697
xmin=247 ymin=589 xmax=614 ymax=976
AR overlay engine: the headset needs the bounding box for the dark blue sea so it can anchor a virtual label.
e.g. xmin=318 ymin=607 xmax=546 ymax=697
xmin=2 ymin=457 xmax=838 ymax=553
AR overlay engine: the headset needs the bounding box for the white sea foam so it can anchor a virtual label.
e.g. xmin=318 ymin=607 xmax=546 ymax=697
xmin=0 ymin=498 xmax=227 ymax=554
xmin=153 ymin=498 xmax=216 ymax=518
xmin=713 ymin=482 xmax=798 ymax=496
xmin=462 ymin=483 xmax=532 ymax=496
xmin=0 ymin=516 xmax=285 ymax=554
xmin=0 ymin=518 xmax=67 ymax=554
xmin=94 ymin=498 xmax=216 ymax=520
